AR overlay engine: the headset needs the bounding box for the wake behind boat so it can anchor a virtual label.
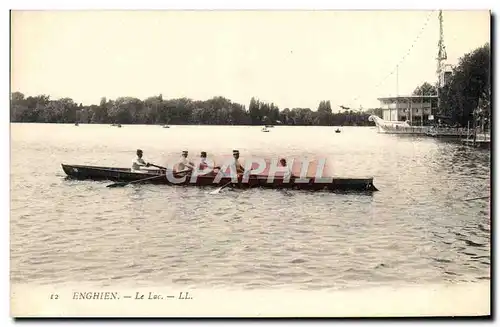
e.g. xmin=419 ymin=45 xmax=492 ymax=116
xmin=61 ymin=163 xmax=378 ymax=192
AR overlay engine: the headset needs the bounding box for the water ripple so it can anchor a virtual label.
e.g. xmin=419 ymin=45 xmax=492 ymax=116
xmin=10 ymin=124 xmax=490 ymax=289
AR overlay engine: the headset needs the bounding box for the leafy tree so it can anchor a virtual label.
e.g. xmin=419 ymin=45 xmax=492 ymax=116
xmin=248 ymin=97 xmax=260 ymax=125
xmin=412 ymin=82 xmax=437 ymax=96
xmin=317 ymin=100 xmax=333 ymax=125
xmin=438 ymin=43 xmax=490 ymax=126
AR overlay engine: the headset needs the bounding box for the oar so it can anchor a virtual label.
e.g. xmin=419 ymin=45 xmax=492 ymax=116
xmin=208 ymin=168 xmax=248 ymax=195
xmin=209 ymin=180 xmax=233 ymax=195
xmin=106 ymin=174 xmax=164 ymax=188
xmin=174 ymin=168 xmax=193 ymax=176
xmin=107 ymin=167 xmax=194 ymax=188
xmin=148 ymin=163 xmax=167 ymax=170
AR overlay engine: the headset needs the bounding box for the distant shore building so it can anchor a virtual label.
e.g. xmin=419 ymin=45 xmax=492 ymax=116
xmin=377 ymin=95 xmax=438 ymax=125
xmin=368 ymin=11 xmax=462 ymax=135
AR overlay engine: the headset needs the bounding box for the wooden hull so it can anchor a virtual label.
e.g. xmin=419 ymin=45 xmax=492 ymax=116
xmin=61 ymin=164 xmax=378 ymax=192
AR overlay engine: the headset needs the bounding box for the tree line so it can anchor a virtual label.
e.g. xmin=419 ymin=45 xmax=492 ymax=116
xmin=10 ymin=93 xmax=378 ymax=126
xmin=13 ymin=43 xmax=487 ymax=127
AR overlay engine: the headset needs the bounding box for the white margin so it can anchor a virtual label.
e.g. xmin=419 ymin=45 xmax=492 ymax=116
xmin=2 ymin=1 xmax=497 ymax=326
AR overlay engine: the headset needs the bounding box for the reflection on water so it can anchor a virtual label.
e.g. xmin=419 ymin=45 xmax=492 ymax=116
xmin=10 ymin=124 xmax=490 ymax=289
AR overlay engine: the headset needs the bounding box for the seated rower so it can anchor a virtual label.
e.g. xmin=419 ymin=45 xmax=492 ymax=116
xmin=232 ymin=149 xmax=245 ymax=176
xmin=175 ymin=150 xmax=195 ymax=173
xmin=199 ymin=151 xmax=215 ymax=171
xmin=279 ymin=158 xmax=295 ymax=179
xmin=132 ymin=149 xmax=150 ymax=173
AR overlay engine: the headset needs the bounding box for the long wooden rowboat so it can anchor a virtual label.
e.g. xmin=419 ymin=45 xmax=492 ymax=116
xmin=61 ymin=164 xmax=379 ymax=192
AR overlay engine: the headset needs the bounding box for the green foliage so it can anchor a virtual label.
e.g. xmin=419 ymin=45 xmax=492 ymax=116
xmin=10 ymin=93 xmax=377 ymax=126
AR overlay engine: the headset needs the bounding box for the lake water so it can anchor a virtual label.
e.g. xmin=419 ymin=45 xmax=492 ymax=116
xmin=10 ymin=123 xmax=490 ymax=291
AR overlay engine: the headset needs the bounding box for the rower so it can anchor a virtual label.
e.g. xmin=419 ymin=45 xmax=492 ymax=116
xmin=132 ymin=149 xmax=150 ymax=173
xmin=232 ymin=149 xmax=245 ymax=175
xmin=199 ymin=151 xmax=208 ymax=170
xmin=279 ymin=158 xmax=294 ymax=179
xmin=176 ymin=150 xmax=195 ymax=172
xmin=199 ymin=151 xmax=216 ymax=171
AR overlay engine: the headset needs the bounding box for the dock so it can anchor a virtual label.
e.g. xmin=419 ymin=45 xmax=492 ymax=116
xmin=461 ymin=133 xmax=490 ymax=149
xmin=425 ymin=127 xmax=468 ymax=138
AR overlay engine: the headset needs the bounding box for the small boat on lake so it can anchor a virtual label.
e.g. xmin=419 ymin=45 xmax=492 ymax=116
xmin=61 ymin=164 xmax=378 ymax=192
xmin=335 ymin=128 xmax=341 ymax=133
xmin=162 ymin=125 xmax=170 ymax=128
xmin=261 ymin=127 xmax=270 ymax=132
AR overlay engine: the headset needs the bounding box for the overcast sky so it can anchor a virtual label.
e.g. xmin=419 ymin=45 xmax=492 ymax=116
xmin=11 ymin=10 xmax=490 ymax=111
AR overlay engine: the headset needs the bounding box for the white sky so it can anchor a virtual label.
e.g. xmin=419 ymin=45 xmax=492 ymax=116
xmin=11 ymin=10 xmax=490 ymax=111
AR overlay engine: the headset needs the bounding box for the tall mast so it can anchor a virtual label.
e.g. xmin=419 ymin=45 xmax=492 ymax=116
xmin=436 ymin=10 xmax=447 ymax=113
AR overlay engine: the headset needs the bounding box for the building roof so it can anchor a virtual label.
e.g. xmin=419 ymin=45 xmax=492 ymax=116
xmin=378 ymin=95 xmax=438 ymax=101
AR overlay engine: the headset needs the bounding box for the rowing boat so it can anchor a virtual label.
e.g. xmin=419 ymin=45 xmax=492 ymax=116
xmin=62 ymin=164 xmax=378 ymax=191
xmin=61 ymin=164 xmax=378 ymax=192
